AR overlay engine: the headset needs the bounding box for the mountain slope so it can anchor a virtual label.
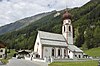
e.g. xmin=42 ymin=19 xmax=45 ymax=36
xmin=0 ymin=12 xmax=51 ymax=35
xmin=84 ymin=47 xmax=100 ymax=57
xmin=0 ymin=0 xmax=100 ymax=50
xmin=0 ymin=10 xmax=61 ymax=49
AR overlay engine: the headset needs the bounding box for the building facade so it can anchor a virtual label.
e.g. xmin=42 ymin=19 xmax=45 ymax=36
xmin=0 ymin=41 xmax=6 ymax=59
xmin=34 ymin=11 xmax=84 ymax=61
xmin=34 ymin=31 xmax=68 ymax=59
xmin=62 ymin=11 xmax=83 ymax=59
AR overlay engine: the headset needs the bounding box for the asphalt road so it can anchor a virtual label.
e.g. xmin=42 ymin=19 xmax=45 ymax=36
xmin=0 ymin=58 xmax=44 ymax=66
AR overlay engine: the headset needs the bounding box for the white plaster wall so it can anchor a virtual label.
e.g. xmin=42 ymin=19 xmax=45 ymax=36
xmin=43 ymin=47 xmax=67 ymax=59
xmin=68 ymin=25 xmax=73 ymax=44
xmin=0 ymin=48 xmax=5 ymax=54
xmin=68 ymin=50 xmax=73 ymax=59
xmin=68 ymin=49 xmax=83 ymax=59
xmin=62 ymin=32 xmax=67 ymax=40
xmin=43 ymin=47 xmax=52 ymax=58
xmin=61 ymin=48 xmax=64 ymax=58
xmin=62 ymin=19 xmax=73 ymax=44
xmin=55 ymin=48 xmax=58 ymax=58
xmin=62 ymin=28 xmax=73 ymax=44
xmin=34 ymin=33 xmax=68 ymax=59
xmin=34 ymin=34 xmax=38 ymax=52
xmin=62 ymin=25 xmax=68 ymax=41
xmin=63 ymin=20 xmax=71 ymax=25
xmin=34 ymin=33 xmax=42 ymax=58
xmin=0 ymin=48 xmax=5 ymax=58
xmin=68 ymin=36 xmax=73 ymax=44
xmin=74 ymin=52 xmax=83 ymax=58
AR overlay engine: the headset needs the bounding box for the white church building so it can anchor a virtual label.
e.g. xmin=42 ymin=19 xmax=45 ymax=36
xmin=34 ymin=11 xmax=84 ymax=61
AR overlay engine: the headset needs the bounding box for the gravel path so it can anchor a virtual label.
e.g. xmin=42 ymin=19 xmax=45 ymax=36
xmin=0 ymin=58 xmax=47 ymax=66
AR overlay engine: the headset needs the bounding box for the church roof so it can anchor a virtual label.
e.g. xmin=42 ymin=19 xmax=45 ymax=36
xmin=68 ymin=44 xmax=83 ymax=52
xmin=38 ymin=31 xmax=67 ymax=47
xmin=63 ymin=11 xmax=71 ymax=20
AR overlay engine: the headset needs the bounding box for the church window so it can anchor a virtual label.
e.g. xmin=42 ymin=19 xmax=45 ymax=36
xmin=37 ymin=43 xmax=39 ymax=45
xmin=69 ymin=26 xmax=71 ymax=32
xmin=79 ymin=55 xmax=81 ymax=58
xmin=0 ymin=55 xmax=2 ymax=58
xmin=69 ymin=51 xmax=70 ymax=53
xmin=68 ymin=55 xmax=69 ymax=58
xmin=58 ymin=49 xmax=61 ymax=56
xmin=64 ymin=49 xmax=67 ymax=57
xmin=0 ymin=50 xmax=3 ymax=52
xmin=52 ymin=48 xmax=54 ymax=56
xmin=36 ymin=54 xmax=40 ymax=58
xmin=68 ymin=20 xmax=70 ymax=23
xmin=75 ymin=55 xmax=77 ymax=57
xmin=64 ymin=26 xmax=65 ymax=32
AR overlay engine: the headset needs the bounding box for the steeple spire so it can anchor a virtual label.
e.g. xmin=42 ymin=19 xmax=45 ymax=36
xmin=62 ymin=10 xmax=73 ymax=44
xmin=62 ymin=10 xmax=72 ymax=20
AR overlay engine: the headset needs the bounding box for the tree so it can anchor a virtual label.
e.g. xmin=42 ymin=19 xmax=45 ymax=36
xmin=93 ymin=26 xmax=100 ymax=47
xmin=83 ymin=28 xmax=94 ymax=49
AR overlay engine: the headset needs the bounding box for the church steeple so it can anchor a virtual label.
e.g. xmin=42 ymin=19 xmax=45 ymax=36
xmin=62 ymin=11 xmax=73 ymax=44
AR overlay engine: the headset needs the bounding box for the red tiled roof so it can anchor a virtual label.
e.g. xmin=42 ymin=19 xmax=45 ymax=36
xmin=0 ymin=41 xmax=6 ymax=48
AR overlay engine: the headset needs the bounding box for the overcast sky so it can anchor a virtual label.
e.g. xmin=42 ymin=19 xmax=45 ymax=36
xmin=0 ymin=0 xmax=90 ymax=27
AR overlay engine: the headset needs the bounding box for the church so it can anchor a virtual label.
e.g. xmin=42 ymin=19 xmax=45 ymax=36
xmin=34 ymin=11 xmax=84 ymax=60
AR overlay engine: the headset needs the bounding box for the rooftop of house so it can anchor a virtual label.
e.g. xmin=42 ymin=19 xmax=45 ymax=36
xmin=0 ymin=41 xmax=6 ymax=48
xmin=38 ymin=31 xmax=83 ymax=52
xmin=38 ymin=31 xmax=67 ymax=47
xmin=68 ymin=44 xmax=83 ymax=52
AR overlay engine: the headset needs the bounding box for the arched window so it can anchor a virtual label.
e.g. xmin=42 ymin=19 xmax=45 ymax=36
xmin=64 ymin=26 xmax=65 ymax=32
xmin=75 ymin=55 xmax=77 ymax=57
xmin=79 ymin=55 xmax=81 ymax=58
xmin=37 ymin=42 xmax=39 ymax=45
xmin=0 ymin=50 xmax=3 ymax=52
xmin=69 ymin=26 xmax=71 ymax=32
xmin=0 ymin=55 xmax=2 ymax=58
xmin=64 ymin=49 xmax=67 ymax=57
xmin=68 ymin=20 xmax=70 ymax=23
xmin=52 ymin=48 xmax=54 ymax=56
xmin=36 ymin=54 xmax=40 ymax=58
xmin=69 ymin=51 xmax=70 ymax=53
xmin=68 ymin=55 xmax=69 ymax=58
xmin=58 ymin=49 xmax=60 ymax=56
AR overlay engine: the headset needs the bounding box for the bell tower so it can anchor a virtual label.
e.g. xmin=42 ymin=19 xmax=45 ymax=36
xmin=62 ymin=11 xmax=73 ymax=44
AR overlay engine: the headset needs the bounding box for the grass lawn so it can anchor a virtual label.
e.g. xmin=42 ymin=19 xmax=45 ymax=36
xmin=0 ymin=58 xmax=9 ymax=64
xmin=84 ymin=47 xmax=100 ymax=57
xmin=49 ymin=61 xmax=98 ymax=66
